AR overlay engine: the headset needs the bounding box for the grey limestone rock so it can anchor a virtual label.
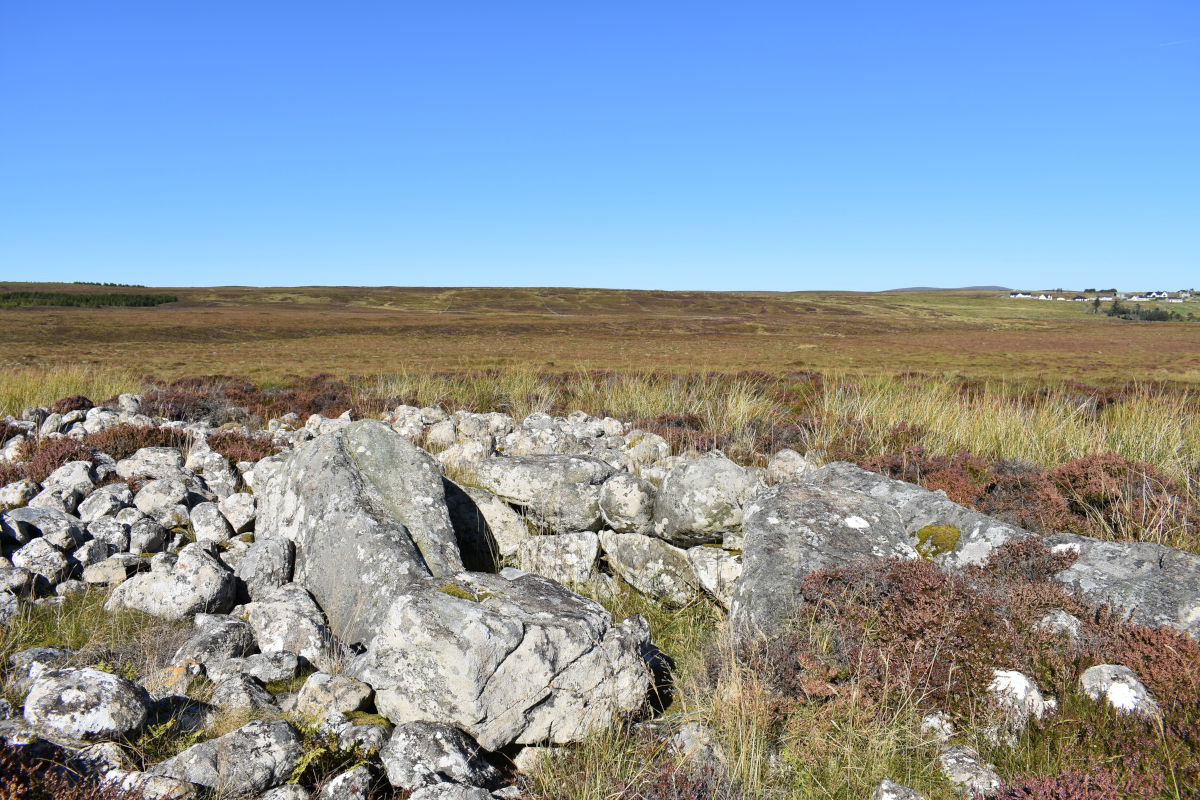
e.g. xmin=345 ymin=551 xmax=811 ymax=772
xmin=472 ymin=454 xmax=614 ymax=532
xmin=1047 ymin=533 xmax=1200 ymax=640
xmin=872 ymin=778 xmax=926 ymax=800
xmin=116 ymin=448 xmax=187 ymax=482
xmin=219 ymin=492 xmax=256 ymax=533
xmin=173 ymin=614 xmax=258 ymax=666
xmin=246 ymin=582 xmax=344 ymax=670
xmin=105 ymin=543 xmax=235 ymax=619
xmin=685 ymin=545 xmax=743 ymax=609
xmin=234 ymin=536 xmax=295 ymax=601
xmin=189 ymin=502 xmax=233 ymax=544
xmin=150 ymin=719 xmax=303 ymax=798
xmin=352 ymin=572 xmax=653 ymax=750
xmin=729 ymin=482 xmax=918 ymax=638
xmin=652 ymin=453 xmax=760 ymax=547
xmin=380 ymin=720 xmax=501 ymax=790
xmin=599 ymin=531 xmax=698 ymax=607
xmin=255 ymin=420 xmax=463 ymax=646
xmin=447 ymin=486 xmax=529 ymax=560
xmin=317 ymin=766 xmax=374 ymax=800
xmin=2 ymin=506 xmax=86 ymax=549
xmin=516 ymin=532 xmax=599 ymax=587
xmin=339 ymin=723 xmax=390 ymax=755
xmin=0 ymin=479 xmax=40 ymax=511
xmin=408 ymin=784 xmax=492 ymax=800
xmin=1080 ymin=664 xmax=1161 ymax=718
xmin=102 ymin=770 xmax=199 ymax=800
xmin=88 ymin=516 xmax=131 ymax=552
xmin=936 ymin=746 xmax=1000 ymax=796
xmin=209 ymin=674 xmax=278 ymax=711
xmin=23 ymin=667 xmax=150 ymax=741
xmin=599 ymin=473 xmax=656 ymax=534
xmin=12 ymin=537 xmax=71 ymax=585
xmin=134 ymin=479 xmax=191 ymax=530
xmin=294 ymin=672 xmax=373 ymax=718
xmin=767 ymin=449 xmax=817 ymax=484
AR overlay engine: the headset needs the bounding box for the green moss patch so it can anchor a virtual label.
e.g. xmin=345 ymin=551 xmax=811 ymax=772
xmin=913 ymin=524 xmax=960 ymax=559
xmin=438 ymin=583 xmax=480 ymax=602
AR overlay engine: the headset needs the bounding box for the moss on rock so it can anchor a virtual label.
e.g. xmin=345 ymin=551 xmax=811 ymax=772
xmin=913 ymin=524 xmax=960 ymax=559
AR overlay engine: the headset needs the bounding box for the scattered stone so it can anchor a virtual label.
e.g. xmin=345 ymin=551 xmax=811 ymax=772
xmin=1035 ymin=609 xmax=1082 ymax=640
xmin=219 ymin=493 xmax=257 ymax=533
xmin=599 ymin=531 xmax=698 ymax=607
xmin=150 ymin=719 xmax=303 ymax=798
xmin=234 ymin=537 xmax=294 ymax=601
xmin=105 ymin=543 xmax=236 ymax=619
xmin=517 ymin=532 xmax=600 ymax=587
xmin=936 ymin=746 xmax=1001 ymax=796
xmin=209 ymin=674 xmax=277 ymax=711
xmin=317 ymin=766 xmax=374 ymax=800
xmin=3 ymin=506 xmax=86 ymax=549
xmin=472 ymin=454 xmax=614 ymax=532
xmin=1079 ymin=664 xmax=1161 ymax=719
xmin=12 ymin=538 xmax=71 ymax=585
xmin=294 ymin=672 xmax=373 ymax=718
xmin=23 ymin=667 xmax=150 ymax=741
xmin=987 ymin=670 xmax=1051 ymax=731
xmin=652 ymin=453 xmax=760 ymax=547
xmin=872 ymin=777 xmax=926 ymax=800
xmin=103 ymin=769 xmax=199 ymax=800
xmin=380 ymin=720 xmax=501 ymax=790
xmin=598 ymin=473 xmax=656 ymax=534
xmin=173 ymin=614 xmax=258 ymax=666
xmin=134 ymin=479 xmax=191 ymax=529
xmin=339 ymin=723 xmax=390 ymax=754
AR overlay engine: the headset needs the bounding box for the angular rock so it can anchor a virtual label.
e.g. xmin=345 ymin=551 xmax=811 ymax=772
xmin=78 ymin=484 xmax=134 ymax=523
xmin=987 ymin=669 xmax=1050 ymax=729
xmin=209 ymin=674 xmax=277 ymax=711
xmin=437 ymin=436 xmax=495 ymax=474
xmin=380 ymin=720 xmax=501 ymax=790
xmin=936 ymin=746 xmax=1000 ymax=796
xmin=2 ymin=506 xmax=86 ymax=549
xmin=186 ymin=447 xmax=239 ymax=499
xmin=219 ymin=492 xmax=256 ymax=533
xmin=652 ymin=453 xmax=759 ymax=547
xmin=599 ymin=473 xmax=655 ymax=534
xmin=339 ymin=723 xmax=390 ymax=755
xmin=116 ymin=448 xmax=187 ymax=482
xmin=1047 ymin=533 xmax=1200 ymax=640
xmin=472 ymin=455 xmax=614 ymax=532
xmin=83 ymin=554 xmax=147 ymax=586
xmin=872 ymin=778 xmax=926 ymax=800
xmin=261 ymin=785 xmax=310 ymax=800
xmin=1035 ymin=609 xmax=1082 ymax=641
xmin=353 ymin=572 xmax=653 ymax=750
xmin=134 ymin=479 xmax=190 ymax=529
xmin=408 ymin=785 xmax=492 ymax=800
xmin=255 ymin=420 xmax=463 ymax=645
xmin=234 ymin=537 xmax=295 ymax=601
xmin=767 ymin=449 xmax=817 ymax=484
xmin=73 ymin=538 xmax=115 ymax=570
xmin=294 ymin=672 xmax=373 ymax=718
xmin=448 ymin=486 xmax=530 ymax=560
xmin=103 ymin=770 xmax=199 ymax=800
xmin=1080 ymin=664 xmax=1161 ymax=718
xmin=150 ymin=719 xmax=303 ymax=798
xmin=0 ymin=560 xmax=33 ymax=595
xmin=517 ymin=532 xmax=599 ymax=587
xmin=246 ymin=583 xmax=343 ymax=670
xmin=0 ymin=479 xmax=40 ymax=511
xmin=12 ymin=538 xmax=70 ymax=585
xmin=207 ymin=650 xmax=300 ymax=685
xmin=685 ymin=546 xmax=743 ymax=609
xmin=810 ymin=462 xmax=1030 ymax=569
xmin=189 ymin=503 xmax=233 ymax=544
xmin=730 ymin=482 xmax=918 ymax=638
xmin=129 ymin=517 xmax=168 ymax=555
xmin=599 ymin=532 xmax=698 ymax=607
xmin=105 ymin=543 xmax=235 ymax=619
xmin=88 ymin=516 xmax=131 ymax=552
xmin=173 ymin=615 xmax=258 ymax=666
xmin=23 ymin=667 xmax=150 ymax=741
xmin=317 ymin=766 xmax=374 ymax=800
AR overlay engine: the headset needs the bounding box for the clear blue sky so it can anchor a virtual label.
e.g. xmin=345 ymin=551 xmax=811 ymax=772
xmin=1 ymin=2 xmax=1196 ymax=291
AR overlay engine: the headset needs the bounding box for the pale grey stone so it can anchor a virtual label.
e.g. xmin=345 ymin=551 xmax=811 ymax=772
xmin=472 ymin=454 xmax=614 ymax=532
xmin=116 ymin=448 xmax=186 ymax=482
xmin=173 ymin=615 xmax=258 ymax=666
xmin=380 ymin=720 xmax=500 ymax=790
xmin=599 ymin=531 xmax=698 ymax=607
xmin=517 ymin=532 xmax=599 ymax=587
xmin=450 ymin=486 xmax=530 ymax=560
xmin=134 ymin=479 xmax=191 ymax=529
xmin=599 ymin=473 xmax=655 ymax=534
xmin=2 ymin=506 xmax=86 ymax=548
xmin=82 ymin=554 xmax=147 ymax=586
xmin=685 ymin=546 xmax=742 ymax=609
xmin=209 ymin=674 xmax=277 ymax=711
xmin=129 ymin=517 xmax=168 ymax=554
xmin=872 ymin=777 xmax=926 ymax=800
xmin=937 ymin=747 xmax=1000 ymax=796
xmin=234 ymin=536 xmax=294 ymax=601
xmin=294 ymin=672 xmax=373 ymax=718
xmin=0 ymin=479 xmax=40 ymax=511
xmin=339 ymin=723 xmax=389 ymax=754
xmin=652 ymin=453 xmax=760 ymax=547
xmin=219 ymin=492 xmax=256 ymax=533
xmin=23 ymin=667 xmax=150 ymax=741
xmin=1035 ymin=609 xmax=1082 ymax=640
xmin=105 ymin=543 xmax=236 ymax=619
xmin=78 ymin=485 xmax=132 ymax=523
xmin=189 ymin=502 xmax=233 ymax=544
xmin=246 ymin=582 xmax=344 ymax=670
xmin=88 ymin=516 xmax=131 ymax=552
xmin=102 ymin=770 xmax=199 ymax=800
xmin=1080 ymin=664 xmax=1161 ymax=718
xmin=150 ymin=719 xmax=303 ymax=798
xmin=317 ymin=766 xmax=374 ymax=800
xmin=12 ymin=538 xmax=70 ymax=585
xmin=767 ymin=449 xmax=817 ymax=484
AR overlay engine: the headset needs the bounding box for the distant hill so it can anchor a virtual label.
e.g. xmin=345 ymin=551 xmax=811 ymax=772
xmin=887 ymin=285 xmax=1011 ymax=292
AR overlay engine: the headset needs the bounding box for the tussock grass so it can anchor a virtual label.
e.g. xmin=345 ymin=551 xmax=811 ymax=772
xmin=0 ymin=364 xmax=141 ymax=417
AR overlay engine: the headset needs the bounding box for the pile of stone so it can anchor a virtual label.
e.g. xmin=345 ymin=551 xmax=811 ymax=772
xmin=2 ymin=397 xmax=1197 ymax=799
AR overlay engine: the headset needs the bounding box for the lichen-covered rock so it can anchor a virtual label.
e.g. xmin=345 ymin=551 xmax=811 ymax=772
xmin=936 ymin=746 xmax=1000 ymax=796
xmin=150 ymin=719 xmax=303 ymax=798
xmin=652 ymin=453 xmax=760 ymax=547
xmin=294 ymin=672 xmax=373 ymax=718
xmin=173 ymin=614 xmax=258 ymax=666
xmin=446 ymin=486 xmax=530 ymax=560
xmin=380 ymin=721 xmax=501 ymax=790
xmin=2 ymin=506 xmax=86 ymax=549
xmin=599 ymin=532 xmax=698 ymax=607
xmin=317 ymin=766 xmax=374 ymax=800
xmin=116 ymin=448 xmax=186 ymax=482
xmin=12 ymin=537 xmax=71 ymax=585
xmin=872 ymin=778 xmax=926 ymax=800
xmin=246 ymin=582 xmax=344 ymax=670
xmin=353 ymin=572 xmax=653 ymax=750
xmin=209 ymin=674 xmax=277 ymax=711
xmin=103 ymin=769 xmax=199 ymax=800
xmin=234 ymin=537 xmax=294 ymax=601
xmin=685 ymin=546 xmax=742 ymax=609
xmin=1079 ymin=664 xmax=1161 ymax=718
xmin=339 ymin=723 xmax=390 ymax=755
xmin=134 ymin=479 xmax=191 ymax=530
xmin=105 ymin=543 xmax=235 ymax=620
xmin=472 ymin=455 xmax=614 ymax=533
xmin=987 ymin=670 xmax=1051 ymax=731
xmin=23 ymin=667 xmax=150 ymax=741
xmin=517 ymin=532 xmax=599 ymax=587
xmin=729 ymin=482 xmax=918 ymax=638
xmin=767 ymin=449 xmax=817 ymax=484
xmin=809 ymin=462 xmax=1030 ymax=569
xmin=0 ymin=479 xmax=40 ymax=512
xmin=189 ymin=503 xmax=233 ymax=544
xmin=599 ymin=473 xmax=656 ymax=534
xmin=255 ymin=420 xmax=463 ymax=646
xmin=78 ymin=485 xmax=132 ymax=523
xmin=219 ymin=493 xmax=256 ymax=533
xmin=1047 ymin=533 xmax=1200 ymax=640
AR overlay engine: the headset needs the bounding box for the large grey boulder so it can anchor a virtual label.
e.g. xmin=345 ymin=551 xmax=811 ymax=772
xmin=380 ymin=721 xmax=501 ymax=790
xmin=652 ymin=453 xmax=760 ymax=547
xmin=209 ymin=674 xmax=277 ymax=712
xmin=255 ymin=420 xmax=463 ymax=645
xmin=729 ymin=482 xmax=919 ymax=638
xmin=293 ymin=672 xmax=373 ymax=718
xmin=471 ymin=455 xmax=614 ymax=532
xmin=809 ymin=462 xmax=1030 ymax=569
xmin=599 ymin=532 xmax=698 ymax=607
xmin=185 ymin=446 xmax=240 ymax=499
xmin=39 ymin=461 xmax=95 ymax=513
xmin=352 ymin=572 xmax=653 ymax=750
xmin=317 ymin=766 xmax=374 ymax=800
xmin=150 ymin=719 xmax=303 ymax=798
xmin=116 ymin=448 xmax=187 ymax=482
xmin=23 ymin=667 xmax=150 ymax=741
xmin=78 ymin=485 xmax=133 ymax=523
xmin=189 ymin=503 xmax=233 ymax=544
xmin=445 ymin=485 xmax=529 ymax=560
xmin=219 ymin=492 xmax=256 ymax=533
xmin=1047 ymin=533 xmax=1200 ymax=640
xmin=105 ymin=543 xmax=236 ymax=619
xmin=516 ymin=532 xmax=599 ymax=587
xmin=1 ymin=479 xmax=40 ymax=512
xmin=599 ymin=473 xmax=656 ymax=534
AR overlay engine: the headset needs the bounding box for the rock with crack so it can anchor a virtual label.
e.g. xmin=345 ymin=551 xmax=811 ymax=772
xmin=599 ymin=531 xmax=698 ymax=607
xmin=150 ymin=719 xmax=303 ymax=798
xmin=686 ymin=546 xmax=742 ymax=609
xmin=516 ymin=532 xmax=599 ymax=587
xmin=234 ymin=537 xmax=294 ymax=601
xmin=380 ymin=720 xmax=501 ymax=790
xmin=352 ymin=571 xmax=653 ymax=750
xmin=173 ymin=614 xmax=258 ymax=667
xmin=255 ymin=420 xmax=464 ymax=645
xmin=245 ymin=582 xmax=345 ymax=671
xmin=294 ymin=672 xmax=373 ymax=718
xmin=729 ymin=482 xmax=918 ymax=638
xmin=105 ymin=543 xmax=235 ymax=620
xmin=651 ymin=452 xmax=761 ymax=547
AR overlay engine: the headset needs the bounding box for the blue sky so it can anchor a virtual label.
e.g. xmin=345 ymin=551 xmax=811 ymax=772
xmin=1 ymin=2 xmax=1196 ymax=291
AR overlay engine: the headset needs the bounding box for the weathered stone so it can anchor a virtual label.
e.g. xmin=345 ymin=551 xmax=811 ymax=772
xmin=294 ymin=672 xmax=373 ymax=718
xmin=150 ymin=719 xmax=303 ymax=798
xmin=1035 ymin=609 xmax=1082 ymax=641
xmin=599 ymin=532 xmax=698 ymax=607
xmin=0 ymin=479 xmax=40 ymax=511
xmin=685 ymin=546 xmax=742 ymax=609
xmin=441 ymin=481 xmax=500 ymax=573
xmin=730 ymin=482 xmax=918 ymax=638
xmin=260 ymin=785 xmax=310 ymax=800
xmin=88 ymin=516 xmax=131 ymax=552
xmin=936 ymin=746 xmax=1000 ymax=796
xmin=353 ymin=572 xmax=653 ymax=750
xmin=652 ymin=453 xmax=759 ymax=547
xmin=105 ymin=543 xmax=235 ymax=620
xmin=209 ymin=674 xmax=277 ymax=711
xmin=173 ymin=614 xmax=258 ymax=666
xmin=517 ymin=532 xmax=599 ymax=587
xmin=2 ymin=506 xmax=86 ymax=549
xmin=767 ymin=449 xmax=817 ymax=484
xmin=1047 ymin=533 xmax=1200 ymax=640
xmin=246 ymin=582 xmax=343 ymax=670
xmin=218 ymin=493 xmax=256 ymax=533
xmin=872 ymin=777 xmax=926 ymax=800
xmin=380 ymin=720 xmax=501 ymax=790
xmin=82 ymin=554 xmax=147 ymax=586
xmin=129 ymin=517 xmax=168 ymax=554
xmin=103 ymin=770 xmax=199 ymax=800
xmin=1080 ymin=664 xmax=1161 ymax=718
xmin=23 ymin=667 xmax=150 ymax=741
xmin=255 ymin=420 xmax=463 ymax=646
xmin=189 ymin=502 xmax=233 ymax=544
xmin=234 ymin=537 xmax=294 ymax=601
xmin=317 ymin=766 xmax=374 ymax=800
xmin=0 ymin=560 xmax=33 ymax=595
xmin=116 ymin=448 xmax=186 ymax=482
xmin=599 ymin=473 xmax=656 ymax=534
xmin=436 ymin=436 xmax=495 ymax=474
xmin=72 ymin=538 xmax=114 ymax=569
xmin=809 ymin=462 xmax=1030 ymax=569
xmin=987 ymin=670 xmax=1050 ymax=730
xmin=186 ymin=447 xmax=240 ymax=500
xmin=134 ymin=479 xmax=190 ymax=529
xmin=207 ymin=650 xmax=300 ymax=685
xmin=472 ymin=455 xmax=614 ymax=533
xmin=78 ymin=484 xmax=134 ymax=523
xmin=12 ymin=537 xmax=70 ymax=585
xmin=448 ymin=486 xmax=530 ymax=560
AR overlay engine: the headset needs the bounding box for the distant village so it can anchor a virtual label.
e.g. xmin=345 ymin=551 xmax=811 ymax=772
xmin=1007 ymin=289 xmax=1195 ymax=303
